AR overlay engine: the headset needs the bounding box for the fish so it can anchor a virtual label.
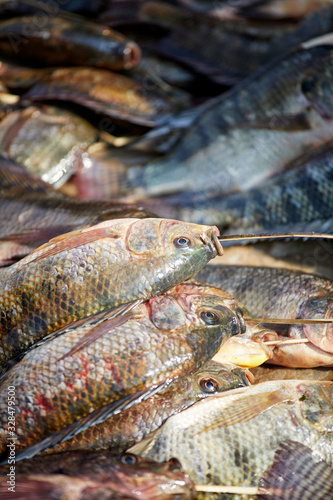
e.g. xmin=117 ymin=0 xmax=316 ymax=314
xmin=131 ymin=380 xmax=333 ymax=497
xmin=251 ymin=364 xmax=333 ymax=383
xmin=0 ymin=105 xmax=97 ymax=188
xmin=142 ymin=141 xmax=333 ymax=234
xmin=122 ymin=35 xmax=333 ymax=199
xmin=0 ymin=282 xmax=241 ymax=458
xmin=0 ymin=156 xmax=156 ymax=266
xmin=11 ymin=66 xmax=188 ymax=128
xmin=0 ymin=451 xmax=196 ymax=499
xmin=0 ymin=218 xmax=222 ymax=366
xmin=40 ymin=361 xmax=251 ymax=455
xmin=195 ymin=264 xmax=333 ymax=365
xmin=0 ymin=15 xmax=141 ymax=70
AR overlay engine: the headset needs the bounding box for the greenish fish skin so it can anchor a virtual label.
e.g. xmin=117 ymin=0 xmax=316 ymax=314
xmin=0 ymin=285 xmax=240 ymax=455
xmin=42 ymin=361 xmax=250 ymax=455
xmin=135 ymin=380 xmax=333 ymax=498
xmin=0 ymin=218 xmax=222 ymax=366
xmin=0 ymin=451 xmax=196 ymax=500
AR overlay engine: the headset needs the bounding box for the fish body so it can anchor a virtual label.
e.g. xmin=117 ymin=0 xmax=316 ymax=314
xmin=146 ymin=141 xmax=333 ymax=233
xmin=126 ymin=37 xmax=333 ymax=198
xmin=0 ymin=105 xmax=97 ymax=188
xmin=0 ymin=16 xmax=141 ymax=70
xmin=41 ymin=361 xmax=250 ymax=455
xmin=0 ymin=451 xmax=196 ymax=499
xmin=0 ymin=218 xmax=222 ymax=366
xmin=134 ymin=380 xmax=333 ymax=497
xmin=0 ymin=283 xmax=240 ymax=455
xmin=0 ymin=156 xmax=155 ymax=265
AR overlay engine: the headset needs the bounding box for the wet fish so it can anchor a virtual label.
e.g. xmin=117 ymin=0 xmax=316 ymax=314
xmin=132 ymin=380 xmax=333 ymax=497
xmin=195 ymin=264 xmax=333 ymax=363
xmin=0 ymin=15 xmax=141 ymax=70
xmin=41 ymin=361 xmax=250 ymax=455
xmin=0 ymin=156 xmax=155 ymax=266
xmin=14 ymin=66 xmax=187 ymax=128
xmin=0 ymin=282 xmax=239 ymax=458
xmin=0 ymin=451 xmax=196 ymax=499
xmin=143 ymin=141 xmax=333 ymax=234
xmin=0 ymin=218 xmax=222 ymax=367
xmin=0 ymin=105 xmax=97 ymax=188
xmin=122 ymin=35 xmax=333 ymax=199
xmin=251 ymin=364 xmax=333 ymax=383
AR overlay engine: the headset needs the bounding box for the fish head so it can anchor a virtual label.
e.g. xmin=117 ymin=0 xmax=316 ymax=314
xmin=194 ymin=361 xmax=252 ymax=398
xmin=125 ymin=218 xmax=223 ymax=294
xmin=110 ymin=453 xmax=196 ymax=499
xmin=296 ymin=381 xmax=333 ymax=432
xmin=301 ymin=295 xmax=333 ymax=353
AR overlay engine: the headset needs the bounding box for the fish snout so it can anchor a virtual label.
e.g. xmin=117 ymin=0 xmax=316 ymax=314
xmin=202 ymin=227 xmax=223 ymax=256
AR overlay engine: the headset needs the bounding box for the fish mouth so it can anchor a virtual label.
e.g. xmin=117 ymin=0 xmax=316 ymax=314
xmin=201 ymin=227 xmax=223 ymax=256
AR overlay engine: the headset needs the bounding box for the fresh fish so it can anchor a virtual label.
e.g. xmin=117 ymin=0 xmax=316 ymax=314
xmin=0 ymin=105 xmax=97 ymax=188
xmin=132 ymin=380 xmax=333 ymax=497
xmin=195 ymin=265 xmax=333 ymax=320
xmin=16 ymin=66 xmax=187 ymax=128
xmin=0 ymin=156 xmax=155 ymax=266
xmin=0 ymin=218 xmax=223 ymax=367
xmin=195 ymin=264 xmax=333 ymax=363
xmin=122 ymin=35 xmax=333 ymax=199
xmin=0 ymin=283 xmax=242 ymax=459
xmin=41 ymin=361 xmax=250 ymax=455
xmin=0 ymin=451 xmax=196 ymax=500
xmin=0 ymin=16 xmax=141 ymax=70
xmin=143 ymin=141 xmax=333 ymax=234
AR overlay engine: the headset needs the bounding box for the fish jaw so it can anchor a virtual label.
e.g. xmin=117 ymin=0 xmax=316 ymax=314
xmin=301 ymin=296 xmax=333 ymax=353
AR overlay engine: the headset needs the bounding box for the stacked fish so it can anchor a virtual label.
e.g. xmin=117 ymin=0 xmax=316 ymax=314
xmin=0 ymin=1 xmax=332 ymax=499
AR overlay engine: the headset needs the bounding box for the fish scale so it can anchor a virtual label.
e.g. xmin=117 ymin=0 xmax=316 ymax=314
xmin=0 ymin=285 xmax=239 ymax=457
xmin=0 ymin=218 xmax=222 ymax=367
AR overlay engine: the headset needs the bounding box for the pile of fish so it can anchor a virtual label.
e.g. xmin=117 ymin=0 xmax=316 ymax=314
xmin=0 ymin=1 xmax=332 ymax=499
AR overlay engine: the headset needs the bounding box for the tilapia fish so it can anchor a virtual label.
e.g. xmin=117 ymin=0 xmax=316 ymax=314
xmin=18 ymin=66 xmax=187 ymax=128
xmin=0 ymin=451 xmax=196 ymax=500
xmin=145 ymin=141 xmax=333 ymax=233
xmin=133 ymin=380 xmax=333 ymax=499
xmin=251 ymin=365 xmax=333 ymax=383
xmin=196 ymin=264 xmax=333 ymax=366
xmin=0 ymin=218 xmax=222 ymax=366
xmin=0 ymin=105 xmax=97 ymax=188
xmin=0 ymin=15 xmax=141 ymax=70
xmin=0 ymin=283 xmax=241 ymax=458
xmin=123 ymin=35 xmax=333 ymax=199
xmin=0 ymin=156 xmax=155 ymax=266
xmin=42 ymin=361 xmax=250 ymax=455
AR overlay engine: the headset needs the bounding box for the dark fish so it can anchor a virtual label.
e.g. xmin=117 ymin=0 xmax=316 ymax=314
xmin=116 ymin=35 xmax=333 ymax=199
xmin=132 ymin=380 xmax=333 ymax=498
xmin=0 ymin=105 xmax=97 ymax=188
xmin=142 ymin=141 xmax=333 ymax=234
xmin=0 ymin=284 xmax=241 ymax=458
xmin=41 ymin=361 xmax=250 ymax=455
xmin=0 ymin=156 xmax=155 ymax=266
xmin=0 ymin=15 xmax=141 ymax=70
xmin=0 ymin=220 xmax=223 ymax=370
xmin=15 ymin=66 xmax=188 ymax=128
xmin=0 ymin=451 xmax=196 ymax=500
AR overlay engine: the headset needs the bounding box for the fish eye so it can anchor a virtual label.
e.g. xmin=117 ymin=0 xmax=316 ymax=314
xmin=173 ymin=236 xmax=191 ymax=248
xmin=200 ymin=310 xmax=220 ymax=325
xmin=168 ymin=457 xmax=182 ymax=471
xmin=198 ymin=376 xmax=219 ymax=393
xmin=119 ymin=453 xmax=138 ymax=465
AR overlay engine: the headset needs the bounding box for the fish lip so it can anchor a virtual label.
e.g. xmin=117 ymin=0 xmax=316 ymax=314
xmin=201 ymin=227 xmax=223 ymax=256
